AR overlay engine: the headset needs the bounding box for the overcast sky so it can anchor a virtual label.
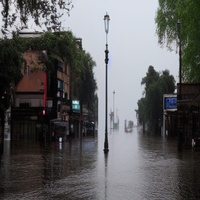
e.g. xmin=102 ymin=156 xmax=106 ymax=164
xmin=5 ymin=0 xmax=176 ymax=131
xmin=64 ymin=0 xmax=179 ymax=131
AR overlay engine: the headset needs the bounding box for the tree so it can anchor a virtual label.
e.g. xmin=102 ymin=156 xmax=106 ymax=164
xmin=79 ymin=52 xmax=97 ymax=111
xmin=0 ymin=36 xmax=23 ymax=154
xmin=136 ymin=97 xmax=146 ymax=132
xmin=0 ymin=0 xmax=73 ymax=34
xmin=137 ymin=66 xmax=175 ymax=134
xmin=70 ymin=49 xmax=97 ymax=116
xmin=141 ymin=65 xmax=159 ymax=95
xmin=155 ymin=0 xmax=200 ymax=82
xmin=0 ymin=37 xmax=23 ymax=110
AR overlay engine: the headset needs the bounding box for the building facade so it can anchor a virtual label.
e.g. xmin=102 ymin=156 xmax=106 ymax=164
xmin=11 ymin=49 xmax=71 ymax=142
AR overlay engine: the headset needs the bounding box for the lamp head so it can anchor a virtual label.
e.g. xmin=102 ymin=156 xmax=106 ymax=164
xmin=104 ymin=13 xmax=110 ymax=34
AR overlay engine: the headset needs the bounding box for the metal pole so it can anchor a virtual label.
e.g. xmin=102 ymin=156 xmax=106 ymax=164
xmin=104 ymin=43 xmax=109 ymax=153
xmin=177 ymin=19 xmax=182 ymax=150
xmin=177 ymin=20 xmax=182 ymax=100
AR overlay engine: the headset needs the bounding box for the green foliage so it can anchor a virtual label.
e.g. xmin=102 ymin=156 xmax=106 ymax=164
xmin=0 ymin=37 xmax=23 ymax=111
xmin=155 ymin=0 xmax=200 ymax=82
xmin=136 ymin=97 xmax=146 ymax=128
xmin=0 ymin=38 xmax=23 ymax=84
xmin=0 ymin=0 xmax=73 ymax=34
xmin=70 ymin=49 xmax=97 ymax=114
xmin=137 ymin=66 xmax=175 ymax=134
xmin=141 ymin=66 xmax=159 ymax=94
xmin=17 ymin=31 xmax=79 ymax=75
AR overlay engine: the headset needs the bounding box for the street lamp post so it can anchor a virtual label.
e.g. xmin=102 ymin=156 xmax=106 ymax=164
xmin=177 ymin=19 xmax=182 ymax=150
xmin=177 ymin=19 xmax=182 ymax=101
xmin=104 ymin=13 xmax=110 ymax=154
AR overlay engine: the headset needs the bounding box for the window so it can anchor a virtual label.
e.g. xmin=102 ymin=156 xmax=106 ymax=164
xmin=57 ymin=61 xmax=63 ymax=72
xmin=57 ymin=79 xmax=63 ymax=89
xmin=24 ymin=62 xmax=29 ymax=75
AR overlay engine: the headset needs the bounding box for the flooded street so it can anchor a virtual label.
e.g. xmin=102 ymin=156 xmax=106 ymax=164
xmin=1 ymin=127 xmax=200 ymax=199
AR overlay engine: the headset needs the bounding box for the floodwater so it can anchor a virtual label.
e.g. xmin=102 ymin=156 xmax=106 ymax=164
xmin=1 ymin=127 xmax=200 ymax=200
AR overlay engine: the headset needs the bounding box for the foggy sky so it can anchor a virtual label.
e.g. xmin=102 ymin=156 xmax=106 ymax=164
xmin=64 ymin=0 xmax=179 ymax=131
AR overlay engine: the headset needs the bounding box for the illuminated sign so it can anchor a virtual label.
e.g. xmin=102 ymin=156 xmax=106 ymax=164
xmin=164 ymin=96 xmax=177 ymax=110
xmin=72 ymin=100 xmax=80 ymax=113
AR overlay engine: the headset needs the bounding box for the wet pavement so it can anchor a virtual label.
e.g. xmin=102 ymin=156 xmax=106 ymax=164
xmin=1 ymin=127 xmax=200 ymax=199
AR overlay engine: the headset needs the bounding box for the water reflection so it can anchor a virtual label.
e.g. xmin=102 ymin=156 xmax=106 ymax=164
xmin=1 ymin=137 xmax=98 ymax=199
xmin=1 ymin=128 xmax=200 ymax=199
xmin=104 ymin=153 xmax=108 ymax=200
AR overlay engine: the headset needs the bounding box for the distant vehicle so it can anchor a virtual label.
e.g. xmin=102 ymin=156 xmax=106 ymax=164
xmin=124 ymin=120 xmax=134 ymax=133
xmin=83 ymin=121 xmax=95 ymax=136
